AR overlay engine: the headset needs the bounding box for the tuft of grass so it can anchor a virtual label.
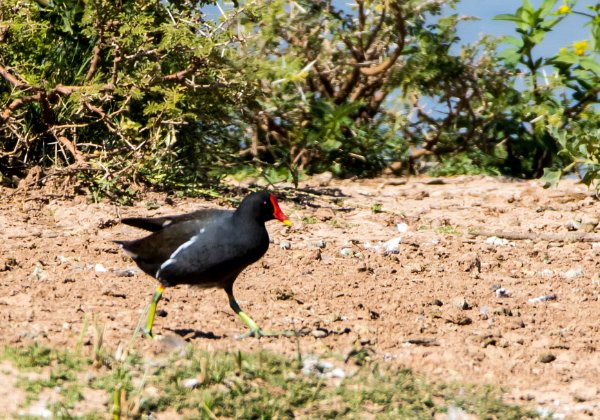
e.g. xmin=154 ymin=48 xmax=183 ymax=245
xmin=328 ymin=219 xmax=352 ymax=229
xmin=435 ymin=225 xmax=461 ymax=235
xmin=4 ymin=344 xmax=86 ymax=414
xmin=302 ymin=216 xmax=318 ymax=224
xmin=371 ymin=203 xmax=383 ymax=213
xmin=3 ymin=343 xmax=54 ymax=368
xmin=0 ymin=344 xmax=536 ymax=419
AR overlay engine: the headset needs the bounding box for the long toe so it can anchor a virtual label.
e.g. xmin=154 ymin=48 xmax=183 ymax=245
xmin=142 ymin=329 xmax=154 ymax=339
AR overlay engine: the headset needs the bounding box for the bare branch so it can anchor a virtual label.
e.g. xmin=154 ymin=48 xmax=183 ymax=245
xmin=364 ymin=8 xmax=386 ymax=52
xmin=360 ymin=5 xmax=406 ymax=76
xmin=55 ymin=135 xmax=88 ymax=167
xmin=85 ymin=43 xmax=103 ymax=82
xmin=0 ymin=64 xmax=29 ymax=88
xmin=1 ymin=93 xmax=42 ymax=124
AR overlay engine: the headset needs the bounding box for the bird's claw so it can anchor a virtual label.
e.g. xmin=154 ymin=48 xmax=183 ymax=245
xmin=142 ymin=329 xmax=155 ymax=339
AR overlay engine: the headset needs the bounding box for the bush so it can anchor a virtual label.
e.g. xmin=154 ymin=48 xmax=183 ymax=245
xmin=1 ymin=0 xmax=598 ymax=195
xmin=0 ymin=0 xmax=256 ymax=197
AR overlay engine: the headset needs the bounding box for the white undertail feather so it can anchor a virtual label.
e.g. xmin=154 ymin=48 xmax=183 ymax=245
xmin=118 ymin=243 xmax=138 ymax=258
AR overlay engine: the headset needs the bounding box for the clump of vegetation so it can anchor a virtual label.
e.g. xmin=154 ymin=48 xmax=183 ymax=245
xmin=371 ymin=203 xmax=383 ymax=214
xmin=494 ymin=0 xmax=599 ymax=184
xmin=1 ymin=343 xmax=534 ymax=418
xmin=0 ymin=0 xmax=254 ymax=198
xmin=0 ymin=0 xmax=597 ymax=196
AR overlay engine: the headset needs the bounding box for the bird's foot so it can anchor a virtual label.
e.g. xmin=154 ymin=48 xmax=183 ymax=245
xmin=142 ymin=328 xmax=155 ymax=339
xmin=235 ymin=328 xmax=296 ymax=340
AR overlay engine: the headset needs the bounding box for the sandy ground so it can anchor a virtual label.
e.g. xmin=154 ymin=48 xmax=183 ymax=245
xmin=1 ymin=175 xmax=599 ymax=418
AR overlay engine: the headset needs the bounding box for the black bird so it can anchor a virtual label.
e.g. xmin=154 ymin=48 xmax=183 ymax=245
xmin=115 ymin=191 xmax=291 ymax=338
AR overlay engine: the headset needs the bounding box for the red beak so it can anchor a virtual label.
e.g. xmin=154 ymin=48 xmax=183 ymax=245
xmin=270 ymin=195 xmax=291 ymax=226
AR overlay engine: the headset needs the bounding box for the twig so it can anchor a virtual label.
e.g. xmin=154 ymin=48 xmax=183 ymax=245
xmin=470 ymin=229 xmax=600 ymax=243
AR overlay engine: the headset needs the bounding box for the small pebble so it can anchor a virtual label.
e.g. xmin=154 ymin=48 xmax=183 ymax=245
xmin=383 ymin=237 xmax=402 ymax=254
xmin=495 ymin=288 xmax=511 ymax=298
xmin=112 ymin=268 xmax=137 ymax=277
xmin=452 ymin=316 xmax=472 ymax=326
xmin=280 ymin=240 xmax=291 ymax=250
xmin=312 ymin=328 xmax=329 ymax=339
xmin=453 ymin=297 xmax=471 ymax=310
xmin=330 ymin=368 xmax=346 ymax=379
xmin=565 ymin=220 xmax=580 ymax=231
xmin=538 ymin=353 xmax=556 ymax=364
xmin=31 ymin=266 xmax=49 ymax=281
xmin=528 ymin=294 xmax=557 ymax=304
xmin=340 ymin=248 xmax=353 ymax=257
xmin=183 ymin=378 xmax=199 ymax=389
xmin=485 ymin=236 xmax=511 ymax=247
xmin=562 ymin=267 xmax=584 ymax=279
xmin=396 ymin=223 xmax=409 ymax=233
xmin=580 ymin=215 xmax=599 ymax=232
xmin=313 ymin=239 xmax=326 ymax=249
xmin=409 ymin=264 xmax=424 ymax=273
xmin=94 ymin=263 xmax=108 ymax=273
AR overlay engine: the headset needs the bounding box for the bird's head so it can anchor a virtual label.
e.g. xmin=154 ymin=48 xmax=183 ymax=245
xmin=240 ymin=191 xmax=291 ymax=226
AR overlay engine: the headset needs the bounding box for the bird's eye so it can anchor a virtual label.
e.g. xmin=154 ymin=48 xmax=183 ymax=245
xmin=263 ymin=200 xmax=267 ymax=205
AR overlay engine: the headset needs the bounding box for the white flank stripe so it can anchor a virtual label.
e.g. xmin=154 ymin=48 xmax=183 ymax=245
xmin=159 ymin=235 xmax=198 ymax=271
xmin=159 ymin=258 xmax=177 ymax=271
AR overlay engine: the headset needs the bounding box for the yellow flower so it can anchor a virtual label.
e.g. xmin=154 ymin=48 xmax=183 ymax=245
xmin=557 ymin=4 xmax=570 ymax=14
xmin=573 ymin=40 xmax=588 ymax=56
xmin=559 ymin=47 xmax=567 ymax=55
xmin=548 ymin=114 xmax=562 ymax=127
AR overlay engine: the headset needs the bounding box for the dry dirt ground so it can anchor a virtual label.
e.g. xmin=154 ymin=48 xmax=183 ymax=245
xmin=1 ymin=175 xmax=600 ymax=418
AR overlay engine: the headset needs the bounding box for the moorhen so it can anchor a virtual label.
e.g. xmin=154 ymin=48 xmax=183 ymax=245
xmin=115 ymin=191 xmax=291 ymax=338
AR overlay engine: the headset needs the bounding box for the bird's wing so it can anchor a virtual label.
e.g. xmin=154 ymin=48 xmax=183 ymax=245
xmin=156 ymin=224 xmax=268 ymax=285
xmin=121 ymin=209 xmax=232 ymax=232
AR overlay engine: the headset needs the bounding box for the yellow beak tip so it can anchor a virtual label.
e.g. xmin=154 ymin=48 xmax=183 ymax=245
xmin=282 ymin=219 xmax=292 ymax=226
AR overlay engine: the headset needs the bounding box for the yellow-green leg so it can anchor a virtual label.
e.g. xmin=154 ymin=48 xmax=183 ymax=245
xmin=143 ymin=284 xmax=165 ymax=338
xmin=225 ymin=286 xmax=295 ymax=339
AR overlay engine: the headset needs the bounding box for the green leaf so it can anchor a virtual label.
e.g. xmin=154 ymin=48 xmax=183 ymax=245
xmin=493 ymin=13 xmax=526 ymax=24
xmin=579 ymin=58 xmax=600 ymax=76
xmin=522 ymin=0 xmax=535 ymax=16
xmin=540 ymin=168 xmax=562 ymax=188
xmin=553 ymin=52 xmax=580 ymax=65
xmin=498 ymin=48 xmax=523 ymax=66
xmin=519 ymin=1 xmax=536 ymax=26
xmin=530 ymin=30 xmax=547 ymax=45
xmin=539 ymin=0 xmax=558 ymax=18
xmin=539 ymin=16 xmax=561 ymax=30
xmin=548 ymin=126 xmax=567 ymax=148
xmin=503 ymin=35 xmax=524 ymax=47
xmin=582 ymin=169 xmax=599 ymax=188
xmin=320 ymin=138 xmax=343 ymax=152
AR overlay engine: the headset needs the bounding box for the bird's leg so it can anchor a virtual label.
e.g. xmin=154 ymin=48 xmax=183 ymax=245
xmin=227 ymin=289 xmax=261 ymax=338
xmin=225 ymin=286 xmax=295 ymax=339
xmin=143 ymin=284 xmax=165 ymax=338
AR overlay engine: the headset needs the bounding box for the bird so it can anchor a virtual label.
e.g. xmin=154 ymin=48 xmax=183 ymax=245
xmin=114 ymin=191 xmax=292 ymax=339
